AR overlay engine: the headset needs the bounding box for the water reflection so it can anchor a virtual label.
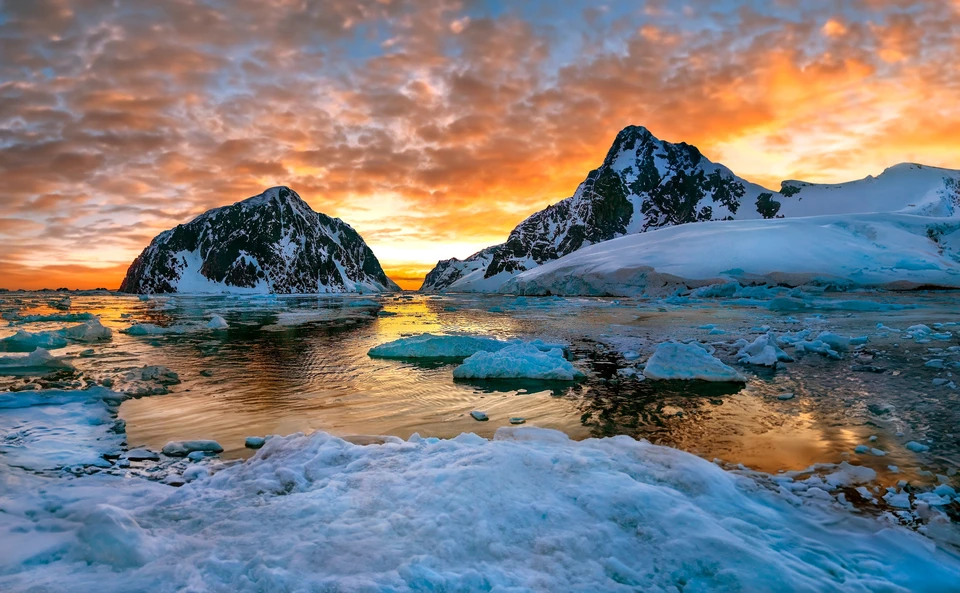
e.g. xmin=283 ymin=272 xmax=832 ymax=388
xmin=0 ymin=290 xmax=957 ymax=487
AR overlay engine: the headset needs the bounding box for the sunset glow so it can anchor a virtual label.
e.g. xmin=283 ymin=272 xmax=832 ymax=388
xmin=2 ymin=0 xmax=960 ymax=290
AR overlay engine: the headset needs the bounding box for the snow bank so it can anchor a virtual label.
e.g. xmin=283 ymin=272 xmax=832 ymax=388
xmin=644 ymin=342 xmax=746 ymax=382
xmin=500 ymin=213 xmax=960 ymax=296
xmin=3 ymin=427 xmax=960 ymax=591
xmin=452 ymin=343 xmax=583 ymax=380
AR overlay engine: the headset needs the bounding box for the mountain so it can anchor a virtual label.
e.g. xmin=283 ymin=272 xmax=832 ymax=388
xmin=119 ymin=186 xmax=400 ymax=294
xmin=422 ymin=126 xmax=960 ymax=292
xmin=500 ymin=213 xmax=960 ymax=297
xmin=421 ymin=125 xmax=770 ymax=291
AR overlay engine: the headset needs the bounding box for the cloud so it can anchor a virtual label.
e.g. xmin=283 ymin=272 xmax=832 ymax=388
xmin=1 ymin=0 xmax=959 ymax=289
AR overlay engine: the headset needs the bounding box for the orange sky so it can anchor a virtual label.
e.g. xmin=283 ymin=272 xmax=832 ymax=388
xmin=2 ymin=0 xmax=960 ymax=291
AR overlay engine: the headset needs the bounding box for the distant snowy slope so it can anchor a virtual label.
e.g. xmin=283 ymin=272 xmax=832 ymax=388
xmin=501 ymin=213 xmax=960 ymax=296
xmin=777 ymin=163 xmax=960 ymax=218
xmin=422 ymin=125 xmax=960 ymax=293
xmin=119 ymin=187 xmax=400 ymax=294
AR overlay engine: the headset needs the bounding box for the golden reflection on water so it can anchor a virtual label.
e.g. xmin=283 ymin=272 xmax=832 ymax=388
xmin=1 ymin=291 xmax=956 ymax=485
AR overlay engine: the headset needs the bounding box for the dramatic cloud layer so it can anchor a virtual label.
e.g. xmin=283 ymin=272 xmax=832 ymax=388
xmin=1 ymin=0 xmax=959 ymax=289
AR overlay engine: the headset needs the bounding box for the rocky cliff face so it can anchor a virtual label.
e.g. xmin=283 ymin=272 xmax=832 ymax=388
xmin=422 ymin=125 xmax=772 ymax=291
xmin=119 ymin=186 xmax=399 ymax=294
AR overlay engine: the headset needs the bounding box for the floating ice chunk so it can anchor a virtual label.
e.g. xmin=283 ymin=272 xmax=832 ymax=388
xmin=854 ymin=445 xmax=870 ymax=454
xmin=0 ymin=348 xmax=74 ymax=373
xmin=60 ymin=318 xmax=112 ymax=342
xmin=245 ymin=436 xmax=266 ymax=449
xmin=453 ymin=343 xmax=583 ymax=381
xmin=344 ymin=299 xmax=380 ymax=308
xmin=816 ymin=332 xmax=867 ymax=352
xmin=905 ymin=441 xmax=930 ymax=453
xmin=206 ymin=315 xmax=229 ymax=330
xmin=370 ymin=334 xmax=509 ymax=359
xmin=0 ymin=329 xmax=68 ymax=352
xmin=509 ymin=417 xmax=526 ymax=425
xmin=769 ymin=297 xmax=808 ymax=312
xmin=123 ymin=323 xmax=189 ymax=336
xmin=884 ymin=490 xmax=912 ymax=509
xmin=161 ymin=440 xmax=224 ymax=457
xmin=470 ymin=411 xmax=488 ymax=421
xmin=777 ymin=393 xmax=795 ymax=401
xmin=934 ymin=484 xmax=957 ymax=498
xmin=643 ymin=342 xmax=746 ymax=382
xmin=125 ymin=366 xmax=180 ymax=385
xmin=825 ymin=462 xmax=877 ymax=487
xmin=15 ymin=312 xmax=96 ymax=323
xmin=916 ymin=492 xmax=951 ymax=506
xmin=871 ymin=448 xmax=886 ymax=456
xmin=793 ymin=340 xmax=841 ymax=360
xmin=736 ymin=333 xmax=794 ymax=367
xmin=369 ymin=334 xmax=566 ymax=361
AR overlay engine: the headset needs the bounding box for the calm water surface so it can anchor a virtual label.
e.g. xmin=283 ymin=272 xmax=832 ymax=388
xmin=2 ymin=290 xmax=958 ymax=489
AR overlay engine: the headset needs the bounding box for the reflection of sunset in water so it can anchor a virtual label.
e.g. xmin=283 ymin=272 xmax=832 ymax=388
xmin=0 ymin=291 xmax=955 ymax=488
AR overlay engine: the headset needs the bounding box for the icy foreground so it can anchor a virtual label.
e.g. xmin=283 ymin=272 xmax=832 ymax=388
xmin=2 ymin=426 xmax=959 ymax=592
xmin=503 ymin=213 xmax=960 ymax=296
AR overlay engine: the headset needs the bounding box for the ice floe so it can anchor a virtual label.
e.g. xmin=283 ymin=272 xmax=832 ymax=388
xmin=0 ymin=348 xmax=74 ymax=373
xmin=736 ymin=332 xmax=794 ymax=367
xmin=369 ymin=333 xmax=567 ymax=360
xmin=643 ymin=342 xmax=746 ymax=382
xmin=453 ymin=343 xmax=583 ymax=381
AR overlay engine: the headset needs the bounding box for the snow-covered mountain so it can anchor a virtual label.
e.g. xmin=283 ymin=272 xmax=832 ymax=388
xmin=421 ymin=126 xmax=960 ymax=292
xmin=422 ymin=125 xmax=770 ymax=291
xmin=501 ymin=213 xmax=960 ymax=296
xmin=119 ymin=187 xmax=400 ymax=294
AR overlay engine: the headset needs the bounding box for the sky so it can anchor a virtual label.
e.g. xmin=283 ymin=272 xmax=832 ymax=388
xmin=1 ymin=0 xmax=959 ymax=290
